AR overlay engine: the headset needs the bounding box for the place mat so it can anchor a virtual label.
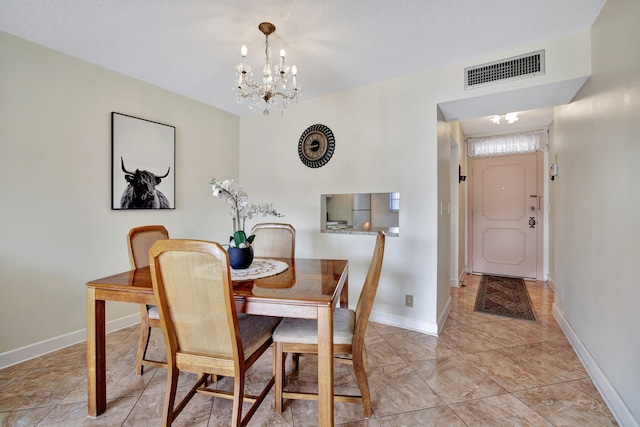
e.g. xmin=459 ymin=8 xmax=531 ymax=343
xmin=231 ymin=259 xmax=288 ymax=281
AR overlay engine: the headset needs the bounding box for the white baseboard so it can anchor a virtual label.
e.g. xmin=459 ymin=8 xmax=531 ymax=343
xmin=0 ymin=314 xmax=140 ymax=370
xmin=450 ymin=271 xmax=469 ymax=288
xmin=437 ymin=297 xmax=453 ymax=335
xmin=368 ymin=309 xmax=440 ymax=336
xmin=3 ymin=308 xmax=447 ymax=370
xmin=546 ymin=277 xmax=556 ymax=290
xmin=552 ymin=304 xmax=638 ymax=427
xmin=3 ymin=308 xmax=446 ymax=371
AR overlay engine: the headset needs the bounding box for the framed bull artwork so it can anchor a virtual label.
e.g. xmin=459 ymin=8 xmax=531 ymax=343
xmin=111 ymin=112 xmax=175 ymax=210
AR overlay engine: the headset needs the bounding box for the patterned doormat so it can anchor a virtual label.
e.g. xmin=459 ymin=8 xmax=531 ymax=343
xmin=474 ymin=275 xmax=538 ymax=321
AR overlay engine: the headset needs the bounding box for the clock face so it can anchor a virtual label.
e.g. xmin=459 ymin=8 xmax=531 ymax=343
xmin=298 ymin=124 xmax=335 ymax=168
xmin=303 ymin=131 xmax=327 ymax=161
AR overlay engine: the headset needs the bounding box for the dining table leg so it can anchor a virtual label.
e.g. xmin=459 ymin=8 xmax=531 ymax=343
xmin=339 ymin=276 xmax=348 ymax=308
xmin=317 ymin=305 xmax=334 ymax=427
xmin=86 ymin=288 xmax=106 ymax=416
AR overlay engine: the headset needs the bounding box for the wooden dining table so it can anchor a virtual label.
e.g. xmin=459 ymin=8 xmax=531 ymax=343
xmin=86 ymin=257 xmax=349 ymax=427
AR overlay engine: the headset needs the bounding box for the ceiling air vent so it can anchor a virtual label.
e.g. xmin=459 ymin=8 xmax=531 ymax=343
xmin=465 ymin=50 xmax=545 ymax=89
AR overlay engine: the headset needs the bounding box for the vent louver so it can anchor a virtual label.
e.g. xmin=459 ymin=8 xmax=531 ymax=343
xmin=465 ymin=50 xmax=545 ymax=89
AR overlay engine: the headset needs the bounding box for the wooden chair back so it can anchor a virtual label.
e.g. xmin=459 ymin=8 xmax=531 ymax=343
xmin=352 ymin=230 xmax=385 ymax=359
xmin=127 ymin=225 xmax=169 ymax=375
xmin=127 ymin=225 xmax=169 ymax=269
xmin=250 ymin=223 xmax=296 ymax=258
xmin=271 ymin=230 xmax=385 ymax=417
xmin=149 ymin=239 xmax=280 ymax=425
xmin=149 ymin=239 xmax=242 ymax=370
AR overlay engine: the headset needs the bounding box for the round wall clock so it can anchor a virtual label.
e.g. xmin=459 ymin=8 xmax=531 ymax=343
xmin=298 ymin=124 xmax=335 ymax=168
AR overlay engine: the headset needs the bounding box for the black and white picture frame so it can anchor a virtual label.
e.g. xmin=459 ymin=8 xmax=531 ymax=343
xmin=111 ymin=112 xmax=175 ymax=210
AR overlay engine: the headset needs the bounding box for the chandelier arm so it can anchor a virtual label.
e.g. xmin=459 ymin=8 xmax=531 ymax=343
xmin=239 ymin=74 xmax=262 ymax=91
xmin=236 ymin=88 xmax=261 ymax=98
xmin=236 ymin=85 xmax=264 ymax=99
xmin=270 ymin=90 xmax=298 ymax=100
xmin=236 ymin=92 xmax=258 ymax=100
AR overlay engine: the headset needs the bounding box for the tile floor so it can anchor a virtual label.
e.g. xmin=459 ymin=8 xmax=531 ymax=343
xmin=0 ymin=275 xmax=618 ymax=426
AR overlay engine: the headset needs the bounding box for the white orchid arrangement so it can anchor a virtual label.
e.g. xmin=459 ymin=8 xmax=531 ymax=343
xmin=210 ymin=178 xmax=284 ymax=248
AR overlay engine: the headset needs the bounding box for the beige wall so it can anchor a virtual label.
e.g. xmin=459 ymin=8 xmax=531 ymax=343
xmin=0 ymin=32 xmax=240 ymax=355
xmin=550 ymin=0 xmax=640 ymax=422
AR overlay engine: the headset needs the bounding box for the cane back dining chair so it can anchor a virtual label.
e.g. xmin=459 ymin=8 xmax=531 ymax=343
xmin=250 ymin=223 xmax=296 ymax=258
xmin=272 ymin=230 xmax=385 ymax=417
xmin=127 ymin=225 xmax=169 ymax=375
xmin=149 ymin=239 xmax=281 ymax=426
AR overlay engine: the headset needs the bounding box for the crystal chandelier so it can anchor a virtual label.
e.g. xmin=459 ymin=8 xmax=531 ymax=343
xmin=235 ymin=22 xmax=300 ymax=115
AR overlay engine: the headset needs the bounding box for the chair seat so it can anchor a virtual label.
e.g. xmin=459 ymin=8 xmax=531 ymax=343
xmin=148 ymin=305 xmax=159 ymax=320
xmin=174 ymin=315 xmax=280 ymax=364
xmin=272 ymin=308 xmax=355 ymax=345
xmin=147 ymin=305 xmax=274 ymax=356
xmin=239 ymin=315 xmax=281 ymax=356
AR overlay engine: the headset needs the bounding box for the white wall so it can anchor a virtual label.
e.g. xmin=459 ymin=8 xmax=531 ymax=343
xmin=238 ymin=32 xmax=592 ymax=335
xmin=239 ymin=78 xmax=442 ymax=333
xmin=550 ymin=0 xmax=640 ymax=423
xmin=436 ymin=109 xmax=452 ymax=319
xmin=444 ymin=121 xmax=466 ymax=286
xmin=0 ymin=32 xmax=240 ymax=356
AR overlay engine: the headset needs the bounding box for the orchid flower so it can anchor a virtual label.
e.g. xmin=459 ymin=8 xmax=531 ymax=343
xmin=210 ymin=178 xmax=284 ymax=247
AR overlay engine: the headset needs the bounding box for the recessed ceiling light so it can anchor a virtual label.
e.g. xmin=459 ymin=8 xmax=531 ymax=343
xmin=490 ymin=112 xmax=519 ymax=124
xmin=505 ymin=112 xmax=519 ymax=124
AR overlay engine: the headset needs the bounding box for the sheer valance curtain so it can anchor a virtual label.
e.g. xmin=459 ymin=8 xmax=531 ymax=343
xmin=467 ymin=129 xmax=548 ymax=157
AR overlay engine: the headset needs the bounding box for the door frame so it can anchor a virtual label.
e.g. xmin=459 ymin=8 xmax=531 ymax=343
xmin=467 ymin=150 xmax=545 ymax=280
xmin=450 ymin=135 xmax=460 ymax=287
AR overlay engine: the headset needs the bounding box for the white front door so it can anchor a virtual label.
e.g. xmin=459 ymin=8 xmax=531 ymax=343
xmin=471 ymin=153 xmax=538 ymax=278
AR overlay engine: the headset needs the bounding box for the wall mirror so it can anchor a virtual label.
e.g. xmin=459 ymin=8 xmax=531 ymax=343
xmin=321 ymin=193 xmax=399 ymax=236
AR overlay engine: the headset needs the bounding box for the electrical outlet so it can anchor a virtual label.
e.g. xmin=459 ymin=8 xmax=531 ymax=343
xmin=405 ymin=294 xmax=413 ymax=307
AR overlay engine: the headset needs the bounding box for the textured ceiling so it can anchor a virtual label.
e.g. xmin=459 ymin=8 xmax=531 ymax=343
xmin=1 ymin=0 xmax=605 ymax=123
